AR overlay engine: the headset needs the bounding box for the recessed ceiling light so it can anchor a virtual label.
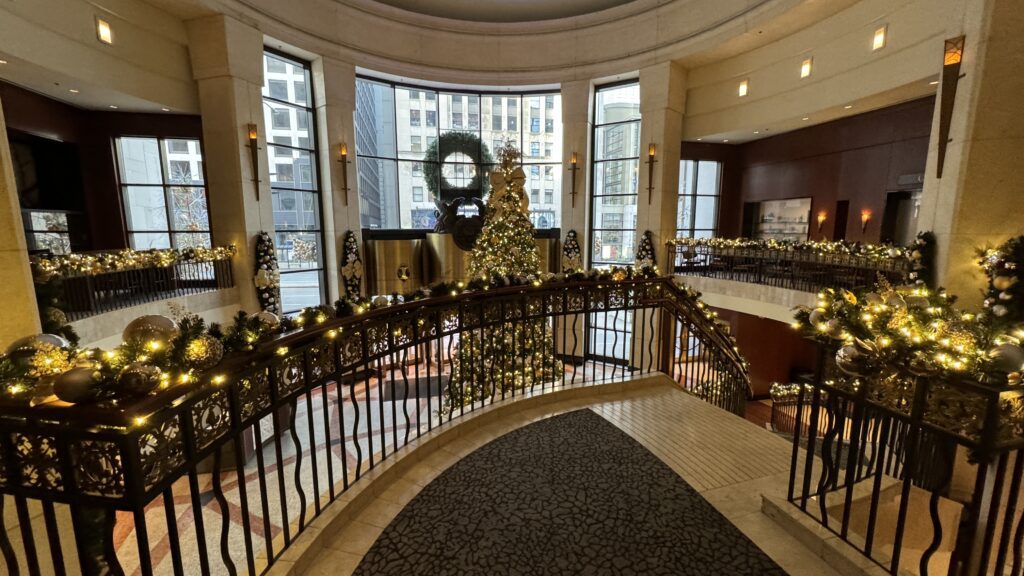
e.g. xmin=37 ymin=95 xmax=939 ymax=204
xmin=109 ymin=105 xmax=119 ymax=109
xmin=800 ymin=58 xmax=813 ymax=79
xmin=872 ymin=25 xmax=887 ymax=51
xmin=69 ymin=89 xmax=80 ymax=94
xmin=844 ymin=105 xmax=853 ymax=109
xmin=929 ymin=80 xmax=939 ymax=85
xmin=161 ymin=107 xmax=170 ymax=112
xmin=723 ymin=139 xmax=730 ymax=143
xmin=696 ymin=138 xmax=702 ymax=141
xmin=802 ymin=117 xmax=810 ymax=121
xmin=737 ymin=80 xmax=749 ymax=98
xmin=754 ymin=131 xmax=760 ymax=134
xmin=96 ymin=17 xmax=114 ymax=45
xmin=0 ymin=59 xmax=7 ymax=65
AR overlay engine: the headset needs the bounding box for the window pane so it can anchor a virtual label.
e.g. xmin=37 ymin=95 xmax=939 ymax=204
xmin=355 ymin=79 xmax=397 ymax=158
xmin=123 ymin=186 xmax=168 ymax=230
xmin=272 ymin=190 xmax=320 ymax=232
xmin=30 ymin=232 xmax=71 ymax=254
xmin=163 ymin=140 xmax=204 ymax=184
xmin=595 ymin=84 xmax=641 ymax=124
xmin=593 ymin=159 xmax=639 ymax=197
xmin=694 ymin=195 xmax=718 ymax=229
xmin=276 ymin=231 xmax=322 ymax=270
xmin=278 ymin=269 xmax=323 ymax=313
xmin=268 ymin=146 xmax=317 ymax=191
xmin=399 ymin=162 xmax=433 ymax=229
xmin=117 ymin=138 xmax=163 ymax=184
xmin=131 ymin=232 xmax=171 ymax=250
xmin=263 ymin=53 xmax=311 ymax=105
xmin=696 ymin=161 xmax=721 ymax=195
xmin=592 ymin=230 xmax=635 ymax=265
xmin=169 ymin=186 xmax=209 ymax=231
xmin=358 ymin=157 xmax=398 ymax=229
xmin=594 ymin=123 xmax=640 ymax=161
xmin=174 ymin=232 xmax=212 ymax=248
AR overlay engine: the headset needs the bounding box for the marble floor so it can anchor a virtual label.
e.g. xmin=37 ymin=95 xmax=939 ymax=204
xmin=303 ymin=380 xmax=841 ymax=576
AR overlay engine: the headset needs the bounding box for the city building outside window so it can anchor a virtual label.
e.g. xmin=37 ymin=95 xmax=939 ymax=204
xmin=354 ymin=76 xmax=563 ymax=229
xmin=590 ymin=82 xmax=640 ymax=267
xmin=115 ymin=137 xmax=210 ymax=250
xmin=262 ymin=49 xmax=327 ymax=313
xmin=676 ymin=160 xmax=722 ymax=239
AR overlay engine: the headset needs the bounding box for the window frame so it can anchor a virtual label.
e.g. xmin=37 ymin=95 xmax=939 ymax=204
xmin=354 ymin=74 xmax=563 ymax=230
xmin=114 ymin=136 xmax=212 ymax=250
xmin=263 ymin=47 xmax=329 ymax=314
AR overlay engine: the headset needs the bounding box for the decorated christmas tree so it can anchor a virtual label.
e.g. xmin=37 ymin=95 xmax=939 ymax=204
xmin=446 ymin=142 xmax=562 ymax=414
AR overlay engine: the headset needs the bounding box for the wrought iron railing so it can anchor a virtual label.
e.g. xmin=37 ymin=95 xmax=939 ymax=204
xmin=0 ymin=275 xmax=748 ymax=575
xmin=668 ymin=243 xmax=910 ymax=293
xmin=787 ymin=347 xmax=1024 ymax=575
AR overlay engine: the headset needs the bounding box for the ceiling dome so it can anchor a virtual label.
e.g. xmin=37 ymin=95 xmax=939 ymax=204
xmin=370 ymin=0 xmax=637 ymax=22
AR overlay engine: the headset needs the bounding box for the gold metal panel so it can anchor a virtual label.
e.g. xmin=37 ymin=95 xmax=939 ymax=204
xmin=366 ymin=239 xmax=423 ymax=295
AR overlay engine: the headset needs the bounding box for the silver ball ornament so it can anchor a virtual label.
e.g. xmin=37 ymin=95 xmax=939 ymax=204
xmin=119 ymin=363 xmax=162 ymax=397
xmin=989 ymin=344 xmax=1024 ymax=373
xmin=255 ymin=311 xmax=280 ymax=328
xmin=122 ymin=315 xmax=179 ymax=345
xmin=54 ymin=367 xmax=102 ymax=404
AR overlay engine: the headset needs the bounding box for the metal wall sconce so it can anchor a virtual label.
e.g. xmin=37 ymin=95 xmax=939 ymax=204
xmin=247 ymin=123 xmax=261 ymax=201
xmin=568 ymin=152 xmax=579 ymax=208
xmin=860 ymin=209 xmax=872 ymax=232
xmin=338 ymin=143 xmax=351 ymax=206
xmin=936 ymin=35 xmax=966 ymax=178
xmin=817 ymin=210 xmax=827 ymax=232
xmin=646 ymin=143 xmax=657 ymax=204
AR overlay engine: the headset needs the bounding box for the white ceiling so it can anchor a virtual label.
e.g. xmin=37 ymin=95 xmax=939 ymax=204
xmin=370 ymin=0 xmax=637 ymax=22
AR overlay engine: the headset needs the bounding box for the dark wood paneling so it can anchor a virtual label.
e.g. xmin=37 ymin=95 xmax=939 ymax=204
xmin=713 ymin=308 xmax=818 ymax=398
xmin=1 ymin=81 xmax=203 ymax=250
xmin=712 ymin=97 xmax=935 ymax=240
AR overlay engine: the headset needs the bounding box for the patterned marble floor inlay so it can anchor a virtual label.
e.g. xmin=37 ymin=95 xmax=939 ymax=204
xmin=353 ymin=409 xmax=789 ymax=575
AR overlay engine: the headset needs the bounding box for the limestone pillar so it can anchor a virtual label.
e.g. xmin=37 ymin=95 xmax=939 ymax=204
xmin=313 ymin=56 xmax=361 ymax=301
xmin=638 ymin=62 xmax=686 ymax=257
xmin=917 ymin=0 xmax=1024 ymax=305
xmin=0 ymin=96 xmax=41 ymax=347
xmin=186 ymin=15 xmax=273 ymax=313
xmin=559 ymin=79 xmax=591 ymax=242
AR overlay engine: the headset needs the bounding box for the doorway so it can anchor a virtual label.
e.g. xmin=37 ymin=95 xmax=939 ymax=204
xmin=833 ymin=200 xmax=849 ymax=241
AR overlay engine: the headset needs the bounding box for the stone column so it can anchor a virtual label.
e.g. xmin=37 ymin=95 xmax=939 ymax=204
xmin=917 ymin=0 xmax=1024 ymax=305
xmin=632 ymin=63 xmax=686 ymax=373
xmin=0 ymin=96 xmax=41 ymax=347
xmin=186 ymin=15 xmax=272 ymax=313
xmin=638 ymin=62 xmax=686 ymax=258
xmin=312 ymin=56 xmax=361 ymax=301
xmin=559 ymin=79 xmax=591 ymax=243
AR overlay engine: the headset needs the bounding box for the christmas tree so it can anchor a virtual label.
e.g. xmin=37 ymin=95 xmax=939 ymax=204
xmin=445 ymin=142 xmax=563 ymax=414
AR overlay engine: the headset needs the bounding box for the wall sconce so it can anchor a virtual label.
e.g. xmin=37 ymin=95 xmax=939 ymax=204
xmin=800 ymin=58 xmax=813 ymax=79
xmin=568 ymin=151 xmax=579 ymax=208
xmin=338 ymin=144 xmax=351 ymax=206
xmin=936 ymin=35 xmax=966 ymax=178
xmin=646 ymin=144 xmax=657 ymax=204
xmin=737 ymin=80 xmax=749 ymax=97
xmin=860 ymin=209 xmax=872 ymax=232
xmin=247 ymin=123 xmax=261 ymax=201
xmin=816 ymin=210 xmax=827 ymax=232
xmin=872 ymin=25 xmax=887 ymax=51
xmin=96 ymin=17 xmax=114 ymax=45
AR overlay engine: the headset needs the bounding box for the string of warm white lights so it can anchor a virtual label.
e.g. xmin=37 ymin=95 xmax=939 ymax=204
xmin=32 ymin=245 xmax=237 ymax=278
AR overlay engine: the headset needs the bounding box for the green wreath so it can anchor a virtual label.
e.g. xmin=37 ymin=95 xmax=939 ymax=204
xmin=422 ymin=132 xmax=495 ymax=204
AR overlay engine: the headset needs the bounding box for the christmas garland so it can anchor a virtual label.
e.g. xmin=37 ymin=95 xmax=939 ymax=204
xmin=668 ymin=237 xmax=912 ymax=262
xmin=254 ymin=232 xmax=282 ymax=315
xmin=31 ymin=245 xmax=236 ymax=279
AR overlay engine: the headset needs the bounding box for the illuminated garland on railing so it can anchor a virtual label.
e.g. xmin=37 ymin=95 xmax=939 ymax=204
xmin=667 ymin=237 xmax=910 ymax=262
xmin=31 ymin=245 xmax=238 ymax=279
xmin=2 ymin=265 xmax=744 ymax=413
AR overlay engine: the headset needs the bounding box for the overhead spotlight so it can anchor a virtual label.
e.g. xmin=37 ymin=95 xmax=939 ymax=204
xmin=69 ymin=89 xmax=80 ymax=94
xmin=802 ymin=117 xmax=810 ymax=121
xmin=723 ymin=139 xmax=730 ymax=143
xmin=109 ymin=105 xmax=119 ymax=109
xmin=844 ymin=105 xmax=853 ymax=109
xmin=737 ymin=80 xmax=749 ymax=97
xmin=872 ymin=25 xmax=887 ymax=51
xmin=0 ymin=59 xmax=7 ymax=65
xmin=696 ymin=138 xmax=702 ymax=141
xmin=754 ymin=131 xmax=760 ymax=134
xmin=96 ymin=17 xmax=114 ymax=45
xmin=161 ymin=107 xmax=170 ymax=112
xmin=929 ymin=80 xmax=939 ymax=85
xmin=800 ymin=58 xmax=813 ymax=78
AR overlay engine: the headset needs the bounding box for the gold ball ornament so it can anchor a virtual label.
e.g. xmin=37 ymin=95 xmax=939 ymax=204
xmin=808 ymin=308 xmax=828 ymax=326
xmin=119 ymin=363 xmax=162 ymax=397
xmin=989 ymin=343 xmax=1024 ymax=373
xmin=185 ymin=335 xmax=224 ymax=371
xmin=993 ymin=276 xmax=1017 ymax=291
xmin=123 ymin=315 xmax=179 ymax=346
xmin=54 ymin=367 xmax=103 ymax=404
xmin=5 ymin=334 xmax=71 ymax=366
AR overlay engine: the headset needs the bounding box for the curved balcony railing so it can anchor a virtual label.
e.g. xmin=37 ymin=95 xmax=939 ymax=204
xmin=0 ymin=275 xmax=748 ymax=576
xmin=668 ymin=243 xmax=911 ymax=293
xmin=786 ymin=347 xmax=1024 ymax=576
